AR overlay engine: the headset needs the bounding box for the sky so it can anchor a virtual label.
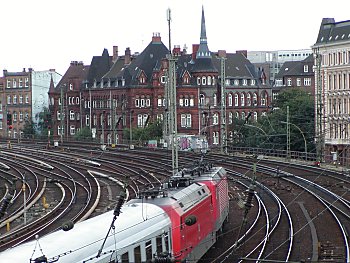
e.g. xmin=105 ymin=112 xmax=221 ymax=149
xmin=1 ymin=0 xmax=350 ymax=76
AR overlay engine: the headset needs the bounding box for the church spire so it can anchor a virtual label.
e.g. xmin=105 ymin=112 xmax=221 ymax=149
xmin=196 ymin=6 xmax=211 ymax=59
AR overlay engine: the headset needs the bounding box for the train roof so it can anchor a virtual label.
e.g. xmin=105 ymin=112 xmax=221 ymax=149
xmin=0 ymin=203 xmax=171 ymax=263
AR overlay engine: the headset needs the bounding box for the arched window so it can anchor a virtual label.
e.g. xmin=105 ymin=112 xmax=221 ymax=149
xmin=199 ymin=94 xmax=205 ymax=106
xmin=234 ymin=94 xmax=239 ymax=106
xmin=253 ymin=93 xmax=258 ymax=106
xmin=247 ymin=93 xmax=251 ymax=106
xmin=207 ymin=76 xmax=212 ymax=85
xmin=229 ymin=112 xmax=233 ymax=124
xmin=202 ymin=76 xmax=206 ymax=85
xmin=213 ymin=113 xmax=219 ymax=125
xmin=228 ymin=93 xmax=233 ymax=106
xmin=213 ymin=93 xmax=217 ymax=107
xmin=241 ymin=93 xmax=245 ymax=106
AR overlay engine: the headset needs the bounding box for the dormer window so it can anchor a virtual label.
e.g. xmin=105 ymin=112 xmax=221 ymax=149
xmin=161 ymin=76 xmax=166 ymax=84
xmin=207 ymin=76 xmax=211 ymax=85
xmin=234 ymin=79 xmax=239 ymax=86
xmin=69 ymin=83 xmax=73 ymax=90
xmin=304 ymin=65 xmax=309 ymax=73
xmin=202 ymin=76 xmax=206 ymax=85
xmin=251 ymin=79 xmax=255 ymax=86
xmin=243 ymin=79 xmax=247 ymax=86
xmin=197 ymin=77 xmax=201 ymax=85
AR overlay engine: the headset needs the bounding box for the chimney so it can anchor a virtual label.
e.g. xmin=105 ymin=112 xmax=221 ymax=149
xmin=113 ymin=46 xmax=119 ymax=62
xmin=172 ymin=45 xmax=181 ymax=56
xmin=3 ymin=69 xmax=7 ymax=76
xmin=236 ymin=50 xmax=247 ymax=58
xmin=218 ymin=50 xmax=227 ymax=58
xmin=192 ymin=44 xmax=199 ymax=60
xmin=125 ymin=47 xmax=131 ymax=65
xmin=152 ymin=32 xmax=161 ymax=43
xmin=23 ymin=68 xmax=26 ymax=72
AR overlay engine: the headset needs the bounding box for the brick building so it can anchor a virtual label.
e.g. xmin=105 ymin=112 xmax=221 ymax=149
xmin=49 ymin=7 xmax=272 ymax=146
xmin=1 ymin=68 xmax=61 ymax=138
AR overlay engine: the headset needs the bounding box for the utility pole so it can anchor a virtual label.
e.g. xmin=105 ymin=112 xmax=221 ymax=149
xmin=286 ymin=105 xmax=291 ymax=160
xmin=60 ymin=85 xmax=64 ymax=144
xmin=219 ymin=54 xmax=227 ymax=154
xmin=315 ymin=47 xmax=324 ymax=163
xmin=167 ymin=8 xmax=178 ymax=175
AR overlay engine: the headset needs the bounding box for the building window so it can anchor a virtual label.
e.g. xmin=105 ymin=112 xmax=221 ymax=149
xmin=7 ymin=80 xmax=11 ymax=88
xmin=199 ymin=94 xmax=205 ymax=106
xmin=13 ymin=95 xmax=17 ymax=104
xmin=161 ymin=75 xmax=166 ymax=83
xmin=234 ymin=79 xmax=239 ymax=86
xmin=213 ymin=131 xmax=219 ymax=145
xmin=247 ymin=93 xmax=251 ymax=106
xmin=197 ymin=77 xmax=201 ymax=85
xmin=135 ymin=99 xmax=140 ymax=108
xmin=297 ymin=78 xmax=301 ymax=86
xmin=234 ymin=94 xmax=239 ymax=106
xmin=19 ymin=78 xmax=23 ymax=88
xmin=287 ymin=78 xmax=292 ymax=86
xmin=304 ymin=78 xmax=311 ymax=86
xmin=190 ymin=98 xmax=194 ymax=107
xmin=7 ymin=95 xmax=11 ymax=104
xmin=179 ymin=98 xmax=184 ymax=107
xmin=146 ymin=98 xmax=150 ymax=107
xmin=157 ymin=98 xmax=162 ymax=107
xmin=25 ymin=78 xmax=29 ymax=87
xmin=304 ymin=65 xmax=309 ymax=73
xmin=70 ymin=110 xmax=75 ymax=120
xmin=243 ymin=79 xmax=247 ymax=86
xmin=70 ymin=125 xmax=75 ymax=135
xmin=19 ymin=95 xmax=23 ymax=104
xmin=184 ymin=98 xmax=189 ymax=107
xmin=213 ymin=94 xmax=217 ymax=107
xmin=181 ymin=114 xmax=192 ymax=127
xmin=69 ymin=83 xmax=73 ymax=90
xmin=229 ymin=112 xmax=233 ymax=124
xmin=228 ymin=94 xmax=233 ymax=106
xmin=261 ymin=92 xmax=267 ymax=106
xmin=251 ymin=79 xmax=255 ymax=86
xmin=202 ymin=76 xmax=206 ymax=85
xmin=13 ymin=79 xmax=17 ymax=88
xmin=25 ymin=95 xmax=29 ymax=104
xmin=240 ymin=93 xmax=245 ymax=106
xmin=207 ymin=76 xmax=212 ymax=85
xmin=253 ymin=93 xmax=258 ymax=106
xmin=213 ymin=113 xmax=219 ymax=125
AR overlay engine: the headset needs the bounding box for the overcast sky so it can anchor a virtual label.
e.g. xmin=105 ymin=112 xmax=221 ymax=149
xmin=1 ymin=0 xmax=349 ymax=75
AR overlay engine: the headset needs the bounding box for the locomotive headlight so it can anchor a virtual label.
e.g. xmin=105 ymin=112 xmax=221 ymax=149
xmin=184 ymin=215 xmax=197 ymax=226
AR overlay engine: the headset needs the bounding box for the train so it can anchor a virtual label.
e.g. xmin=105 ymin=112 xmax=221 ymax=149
xmin=0 ymin=159 xmax=229 ymax=263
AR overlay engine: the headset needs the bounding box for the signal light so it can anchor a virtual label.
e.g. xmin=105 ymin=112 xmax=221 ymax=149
xmin=8 ymin=125 xmax=13 ymax=130
xmin=6 ymin=113 xmax=12 ymax=125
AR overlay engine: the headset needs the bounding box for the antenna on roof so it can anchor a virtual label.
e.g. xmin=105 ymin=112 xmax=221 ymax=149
xmin=167 ymin=8 xmax=172 ymax=54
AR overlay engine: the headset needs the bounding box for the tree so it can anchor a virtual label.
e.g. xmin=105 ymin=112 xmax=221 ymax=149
xmin=75 ymin=127 xmax=93 ymax=141
xmin=124 ymin=121 xmax=163 ymax=145
xmin=260 ymin=89 xmax=315 ymax=153
xmin=22 ymin=118 xmax=36 ymax=138
xmin=37 ymin=107 xmax=52 ymax=136
xmin=228 ymin=89 xmax=316 ymax=153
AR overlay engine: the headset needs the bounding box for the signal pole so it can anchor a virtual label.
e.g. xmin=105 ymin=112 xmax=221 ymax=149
xmin=315 ymin=48 xmax=324 ymax=163
xmin=167 ymin=8 xmax=178 ymax=175
xmin=60 ymin=85 xmax=64 ymax=144
xmin=219 ymin=54 xmax=227 ymax=154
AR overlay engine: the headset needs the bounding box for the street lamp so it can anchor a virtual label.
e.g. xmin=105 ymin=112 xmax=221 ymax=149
xmin=280 ymin=121 xmax=307 ymax=161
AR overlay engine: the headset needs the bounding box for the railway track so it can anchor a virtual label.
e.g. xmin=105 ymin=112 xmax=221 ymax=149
xmin=0 ymin=143 xmax=349 ymax=262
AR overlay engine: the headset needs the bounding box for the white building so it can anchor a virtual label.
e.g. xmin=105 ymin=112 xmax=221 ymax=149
xmin=312 ymin=18 xmax=350 ymax=164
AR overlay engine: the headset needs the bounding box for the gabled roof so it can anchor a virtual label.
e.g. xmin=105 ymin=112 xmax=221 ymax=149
xmin=213 ymin=53 xmax=255 ymax=79
xmin=276 ymin=54 xmax=314 ymax=78
xmin=86 ymin=49 xmax=112 ymax=85
xmin=54 ymin=62 xmax=89 ymax=92
xmin=314 ymin=18 xmax=350 ymax=46
xmin=114 ymin=39 xmax=169 ymax=86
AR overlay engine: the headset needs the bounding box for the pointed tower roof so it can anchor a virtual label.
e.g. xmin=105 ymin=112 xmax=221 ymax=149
xmin=196 ymin=6 xmax=211 ymax=59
